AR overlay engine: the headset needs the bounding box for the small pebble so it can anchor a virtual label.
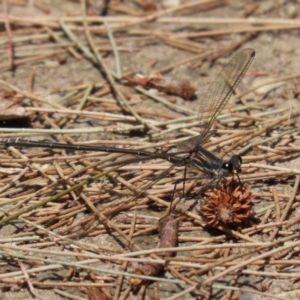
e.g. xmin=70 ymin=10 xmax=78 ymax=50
xmin=257 ymin=33 xmax=273 ymax=44
xmin=252 ymin=77 xmax=286 ymax=95
xmin=44 ymin=60 xmax=60 ymax=68
xmin=45 ymin=94 xmax=62 ymax=104
xmin=257 ymin=1 xmax=274 ymax=14
xmin=162 ymin=0 xmax=180 ymax=8
xmin=270 ymin=285 xmax=283 ymax=294
xmin=281 ymin=3 xmax=298 ymax=18
xmin=10 ymin=284 xmax=21 ymax=292
xmin=238 ymin=293 xmax=258 ymax=300
xmin=274 ymin=40 xmax=293 ymax=54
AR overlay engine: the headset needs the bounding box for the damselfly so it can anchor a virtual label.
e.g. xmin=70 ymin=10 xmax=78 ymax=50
xmin=0 ymin=48 xmax=255 ymax=192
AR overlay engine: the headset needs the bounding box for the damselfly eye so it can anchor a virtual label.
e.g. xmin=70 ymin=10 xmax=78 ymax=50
xmin=221 ymin=155 xmax=242 ymax=174
xmin=221 ymin=162 xmax=233 ymax=173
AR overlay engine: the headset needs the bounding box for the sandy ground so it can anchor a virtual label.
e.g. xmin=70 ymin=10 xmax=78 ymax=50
xmin=0 ymin=1 xmax=300 ymax=299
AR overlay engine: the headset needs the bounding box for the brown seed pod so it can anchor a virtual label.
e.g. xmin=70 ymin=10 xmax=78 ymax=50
xmin=200 ymin=179 xmax=253 ymax=228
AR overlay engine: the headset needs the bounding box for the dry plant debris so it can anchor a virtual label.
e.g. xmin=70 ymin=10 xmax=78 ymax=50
xmin=0 ymin=0 xmax=299 ymax=299
xmin=201 ymin=179 xmax=254 ymax=227
xmin=130 ymin=215 xmax=179 ymax=288
xmin=123 ymin=73 xmax=196 ymax=100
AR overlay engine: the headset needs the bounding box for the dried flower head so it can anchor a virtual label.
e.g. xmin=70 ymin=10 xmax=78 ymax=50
xmin=200 ymin=179 xmax=253 ymax=227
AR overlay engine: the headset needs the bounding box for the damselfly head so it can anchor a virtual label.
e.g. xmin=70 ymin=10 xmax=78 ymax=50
xmin=221 ymin=155 xmax=242 ymax=174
